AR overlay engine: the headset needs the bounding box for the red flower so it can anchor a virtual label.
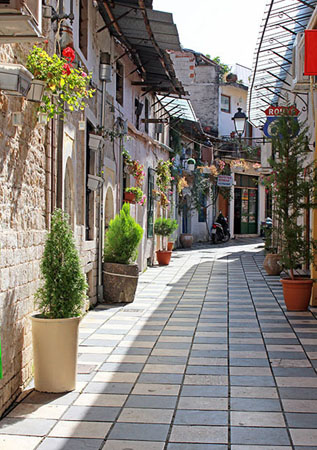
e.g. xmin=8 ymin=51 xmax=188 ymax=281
xmin=62 ymin=63 xmax=72 ymax=75
xmin=62 ymin=47 xmax=75 ymax=63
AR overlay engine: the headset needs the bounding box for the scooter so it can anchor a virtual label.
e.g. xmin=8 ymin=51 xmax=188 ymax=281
xmin=211 ymin=213 xmax=230 ymax=244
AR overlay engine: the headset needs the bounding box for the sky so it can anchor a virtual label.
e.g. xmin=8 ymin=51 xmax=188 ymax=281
xmin=153 ymin=0 xmax=268 ymax=69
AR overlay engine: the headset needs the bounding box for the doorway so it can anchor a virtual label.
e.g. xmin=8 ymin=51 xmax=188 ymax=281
xmin=234 ymin=175 xmax=258 ymax=235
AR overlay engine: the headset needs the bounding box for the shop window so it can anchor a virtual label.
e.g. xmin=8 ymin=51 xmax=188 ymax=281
xmin=221 ymin=94 xmax=230 ymax=113
xmin=116 ymin=62 xmax=124 ymax=106
xmin=79 ymin=0 xmax=88 ymax=59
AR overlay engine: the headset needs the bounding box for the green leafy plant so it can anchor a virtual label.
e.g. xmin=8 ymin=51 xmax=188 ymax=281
xmin=125 ymin=187 xmax=146 ymax=205
xmin=35 ymin=209 xmax=88 ymax=319
xmin=154 ymin=217 xmax=178 ymax=250
xmin=104 ymin=203 xmax=143 ymax=264
xmin=264 ymin=114 xmax=317 ymax=279
xmin=27 ymin=46 xmax=95 ymax=119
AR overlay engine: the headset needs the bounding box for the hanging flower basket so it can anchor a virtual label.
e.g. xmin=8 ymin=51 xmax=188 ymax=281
xmin=27 ymin=79 xmax=46 ymax=102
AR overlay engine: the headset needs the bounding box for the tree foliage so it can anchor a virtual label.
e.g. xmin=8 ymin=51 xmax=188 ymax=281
xmin=104 ymin=203 xmax=143 ymax=264
xmin=35 ymin=209 xmax=87 ymax=319
xmin=264 ymin=114 xmax=317 ymax=278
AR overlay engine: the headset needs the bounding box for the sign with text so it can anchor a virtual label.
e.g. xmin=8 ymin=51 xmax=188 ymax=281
xmin=217 ymin=175 xmax=233 ymax=187
xmin=264 ymin=106 xmax=299 ymax=117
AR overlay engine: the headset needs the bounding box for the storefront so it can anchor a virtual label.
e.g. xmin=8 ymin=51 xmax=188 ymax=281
xmin=234 ymin=174 xmax=258 ymax=234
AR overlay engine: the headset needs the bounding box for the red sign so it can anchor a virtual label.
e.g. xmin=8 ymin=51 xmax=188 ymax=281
xmin=264 ymin=106 xmax=299 ymax=117
xmin=305 ymin=30 xmax=317 ymax=76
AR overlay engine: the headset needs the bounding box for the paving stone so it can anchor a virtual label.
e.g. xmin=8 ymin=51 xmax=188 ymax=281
xmin=102 ymin=441 xmax=164 ymax=450
xmin=186 ymin=365 xmax=228 ymax=375
xmin=99 ymin=362 xmax=144 ymax=372
xmin=169 ymin=425 xmax=228 ymax=444
xmin=117 ymin=407 xmax=174 ymax=424
xmin=83 ymin=382 xmax=133 ymax=394
xmin=0 ymin=435 xmax=42 ymax=450
xmin=108 ymin=423 xmax=169 ymax=441
xmin=174 ymin=410 xmax=227 ymax=426
xmin=167 ymin=444 xmax=227 ymax=450
xmin=290 ymin=429 xmax=317 ymax=446
xmin=231 ymin=411 xmax=285 ymax=427
xmin=181 ymin=386 xmax=228 ymax=397
xmin=0 ymin=418 xmax=56 ymax=436
xmin=48 ymin=420 xmax=111 ymax=438
xmin=178 ymin=397 xmax=228 ymax=411
xmin=125 ymin=395 xmax=178 ymax=409
xmin=279 ymin=388 xmax=317 ymax=399
xmin=37 ymin=438 xmax=104 ymax=450
xmin=61 ymin=406 xmax=120 ymax=422
xmin=285 ymin=412 xmax=317 ymax=428
xmin=138 ymin=373 xmax=183 ymax=384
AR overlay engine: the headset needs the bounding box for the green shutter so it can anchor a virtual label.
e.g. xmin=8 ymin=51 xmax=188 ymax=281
xmin=147 ymin=168 xmax=155 ymax=237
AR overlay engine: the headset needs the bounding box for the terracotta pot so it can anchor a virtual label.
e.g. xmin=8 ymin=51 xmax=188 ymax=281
xmin=156 ymin=250 xmax=172 ymax=265
xmin=31 ymin=316 xmax=81 ymax=393
xmin=263 ymin=254 xmax=282 ymax=276
xmin=124 ymin=192 xmax=136 ymax=204
xmin=280 ymin=278 xmax=313 ymax=311
xmin=180 ymin=233 xmax=193 ymax=248
xmin=103 ymin=262 xmax=139 ymax=303
xmin=167 ymin=242 xmax=173 ymax=251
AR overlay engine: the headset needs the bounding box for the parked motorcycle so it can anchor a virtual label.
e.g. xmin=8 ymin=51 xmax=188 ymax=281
xmin=211 ymin=212 xmax=230 ymax=244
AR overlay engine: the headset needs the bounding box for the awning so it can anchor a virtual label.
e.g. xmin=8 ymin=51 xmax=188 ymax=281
xmin=97 ymin=0 xmax=185 ymax=96
xmin=248 ymin=0 xmax=317 ymax=127
xmin=156 ymin=95 xmax=198 ymax=122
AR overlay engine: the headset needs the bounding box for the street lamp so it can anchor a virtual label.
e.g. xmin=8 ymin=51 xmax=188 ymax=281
xmin=232 ymin=107 xmax=247 ymax=137
xmin=232 ymin=108 xmax=247 ymax=156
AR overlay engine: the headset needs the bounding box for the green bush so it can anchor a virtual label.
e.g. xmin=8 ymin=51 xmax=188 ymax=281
xmin=35 ymin=209 xmax=88 ymax=319
xmin=104 ymin=203 xmax=143 ymax=264
xmin=154 ymin=217 xmax=178 ymax=237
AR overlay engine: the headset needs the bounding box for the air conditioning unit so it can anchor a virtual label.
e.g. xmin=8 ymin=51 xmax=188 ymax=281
xmin=291 ymin=32 xmax=310 ymax=92
xmin=0 ymin=0 xmax=42 ymax=42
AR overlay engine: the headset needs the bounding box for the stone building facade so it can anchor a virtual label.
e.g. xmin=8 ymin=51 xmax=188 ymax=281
xmin=0 ymin=0 xmax=184 ymax=416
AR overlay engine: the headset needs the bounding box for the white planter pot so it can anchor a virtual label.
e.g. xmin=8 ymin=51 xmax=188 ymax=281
xmin=27 ymin=79 xmax=46 ymax=102
xmin=0 ymin=63 xmax=32 ymax=96
xmin=87 ymin=174 xmax=103 ymax=191
xmin=88 ymin=133 xmax=104 ymax=151
xmin=31 ymin=316 xmax=81 ymax=393
xmin=187 ymin=163 xmax=195 ymax=171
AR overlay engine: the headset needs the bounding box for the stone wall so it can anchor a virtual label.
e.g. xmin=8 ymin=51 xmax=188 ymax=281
xmin=0 ymin=43 xmax=48 ymax=416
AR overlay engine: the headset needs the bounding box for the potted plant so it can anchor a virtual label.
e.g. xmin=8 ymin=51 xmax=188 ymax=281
xmin=187 ymin=157 xmax=196 ymax=171
xmin=265 ymin=113 xmax=317 ymax=310
xmin=262 ymin=218 xmax=282 ymax=276
xmin=103 ymin=203 xmax=143 ymax=303
xmin=154 ymin=217 xmax=177 ymax=265
xmin=26 ymin=46 xmax=94 ymax=118
xmin=31 ymin=209 xmax=88 ymax=392
xmin=167 ymin=218 xmax=178 ymax=251
xmin=124 ymin=187 xmax=146 ymax=205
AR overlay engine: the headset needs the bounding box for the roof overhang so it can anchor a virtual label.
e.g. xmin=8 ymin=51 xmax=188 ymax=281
xmin=156 ymin=95 xmax=198 ymax=122
xmin=97 ymin=0 xmax=185 ymax=96
xmin=248 ymin=0 xmax=317 ymax=128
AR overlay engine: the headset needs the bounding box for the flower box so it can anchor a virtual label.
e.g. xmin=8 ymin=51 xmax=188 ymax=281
xmin=26 ymin=79 xmax=46 ymax=102
xmin=88 ymin=133 xmax=104 ymax=151
xmin=124 ymin=192 xmax=136 ymax=204
xmin=0 ymin=63 xmax=32 ymax=96
xmin=87 ymin=174 xmax=103 ymax=191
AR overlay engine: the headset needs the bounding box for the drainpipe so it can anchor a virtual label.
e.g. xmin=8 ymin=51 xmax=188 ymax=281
xmin=97 ymin=52 xmax=111 ymax=302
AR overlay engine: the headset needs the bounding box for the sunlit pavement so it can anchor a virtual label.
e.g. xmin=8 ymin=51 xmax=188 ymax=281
xmin=1 ymin=237 xmax=317 ymax=449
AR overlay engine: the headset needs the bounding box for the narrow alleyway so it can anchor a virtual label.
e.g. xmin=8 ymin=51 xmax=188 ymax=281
xmin=1 ymin=238 xmax=317 ymax=449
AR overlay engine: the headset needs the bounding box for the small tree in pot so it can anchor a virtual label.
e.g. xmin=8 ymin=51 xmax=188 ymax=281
xmin=32 ymin=209 xmax=88 ymax=392
xmin=103 ymin=203 xmax=143 ymax=303
xmin=265 ymin=113 xmax=317 ymax=310
xmin=154 ymin=217 xmax=178 ymax=265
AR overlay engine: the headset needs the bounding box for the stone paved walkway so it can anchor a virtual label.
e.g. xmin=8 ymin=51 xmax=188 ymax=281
xmin=1 ymin=238 xmax=317 ymax=449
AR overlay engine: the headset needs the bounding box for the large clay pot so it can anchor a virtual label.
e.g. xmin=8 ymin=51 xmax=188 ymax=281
xmin=167 ymin=242 xmax=173 ymax=251
xmin=180 ymin=233 xmax=193 ymax=248
xmin=31 ymin=316 xmax=81 ymax=393
xmin=124 ymin=192 xmax=136 ymax=204
xmin=156 ymin=250 xmax=172 ymax=265
xmin=280 ymin=278 xmax=313 ymax=311
xmin=103 ymin=262 xmax=139 ymax=303
xmin=263 ymin=254 xmax=282 ymax=276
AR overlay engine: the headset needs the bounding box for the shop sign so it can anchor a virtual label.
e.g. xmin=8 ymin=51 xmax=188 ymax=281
xmin=217 ymin=175 xmax=233 ymax=187
xmin=263 ymin=105 xmax=299 ymax=138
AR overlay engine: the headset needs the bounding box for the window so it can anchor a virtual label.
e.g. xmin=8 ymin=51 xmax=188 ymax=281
xmin=221 ymin=94 xmax=230 ymax=113
xmin=147 ymin=168 xmax=155 ymax=237
xmin=79 ymin=0 xmax=88 ymax=59
xmin=116 ymin=62 xmax=124 ymax=106
xmin=144 ymin=98 xmax=149 ymax=134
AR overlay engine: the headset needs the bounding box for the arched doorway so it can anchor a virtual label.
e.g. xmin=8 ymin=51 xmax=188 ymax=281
xmin=105 ymin=187 xmax=114 ymax=232
xmin=64 ymin=158 xmax=75 ymax=229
